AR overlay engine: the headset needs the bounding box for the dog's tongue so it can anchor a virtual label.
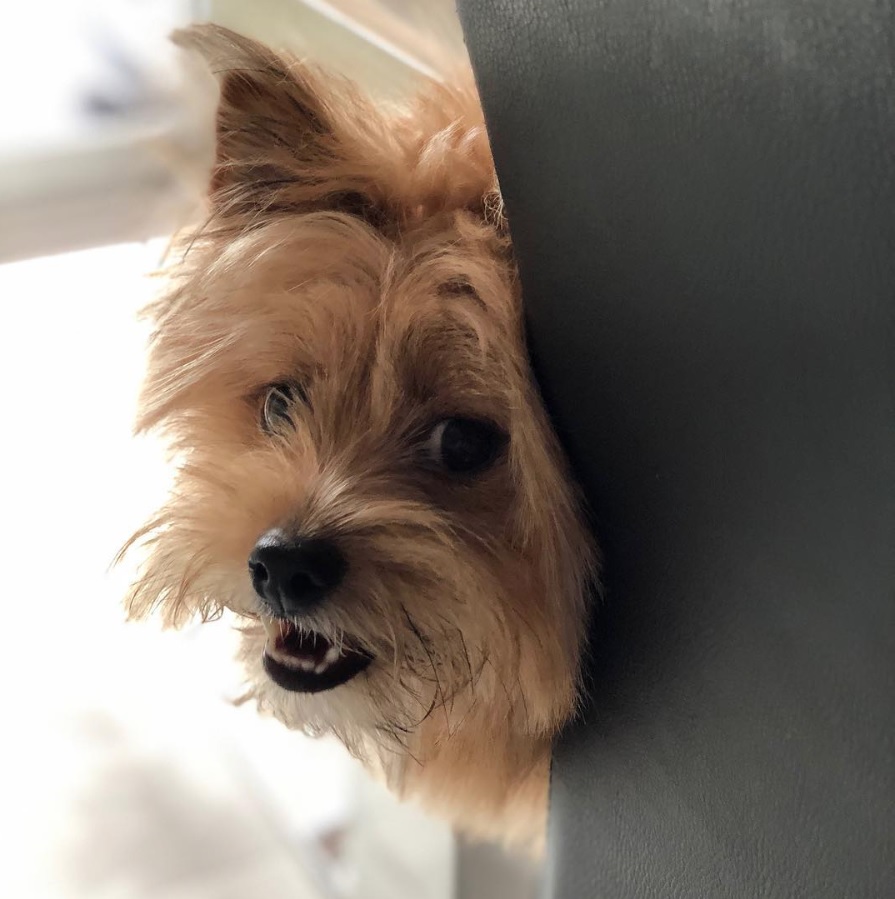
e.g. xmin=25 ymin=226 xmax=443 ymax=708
xmin=262 ymin=619 xmax=340 ymax=672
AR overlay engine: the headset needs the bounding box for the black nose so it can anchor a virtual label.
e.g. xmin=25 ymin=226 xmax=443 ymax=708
xmin=248 ymin=530 xmax=347 ymax=617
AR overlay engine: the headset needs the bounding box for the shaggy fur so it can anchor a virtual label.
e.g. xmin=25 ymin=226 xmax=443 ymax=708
xmin=123 ymin=24 xmax=596 ymax=851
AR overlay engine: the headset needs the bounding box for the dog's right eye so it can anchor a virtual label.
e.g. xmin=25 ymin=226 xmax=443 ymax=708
xmin=427 ymin=417 xmax=507 ymax=474
xmin=261 ymin=383 xmax=303 ymax=433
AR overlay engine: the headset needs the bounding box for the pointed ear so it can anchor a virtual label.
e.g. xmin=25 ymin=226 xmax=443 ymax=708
xmin=173 ymin=24 xmax=389 ymax=226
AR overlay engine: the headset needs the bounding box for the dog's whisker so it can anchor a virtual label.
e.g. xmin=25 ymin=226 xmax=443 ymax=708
xmin=401 ymin=605 xmax=451 ymax=734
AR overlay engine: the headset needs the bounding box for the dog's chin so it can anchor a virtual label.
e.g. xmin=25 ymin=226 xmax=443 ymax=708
xmin=261 ymin=619 xmax=373 ymax=694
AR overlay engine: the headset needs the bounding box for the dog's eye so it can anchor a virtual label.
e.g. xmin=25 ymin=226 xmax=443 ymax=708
xmin=427 ymin=418 xmax=506 ymax=474
xmin=261 ymin=383 xmax=304 ymax=433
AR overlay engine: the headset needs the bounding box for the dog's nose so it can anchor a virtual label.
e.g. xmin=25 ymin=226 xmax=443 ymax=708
xmin=248 ymin=530 xmax=347 ymax=616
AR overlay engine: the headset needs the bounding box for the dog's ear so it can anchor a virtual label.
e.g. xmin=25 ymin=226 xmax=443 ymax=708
xmin=174 ymin=24 xmax=390 ymax=226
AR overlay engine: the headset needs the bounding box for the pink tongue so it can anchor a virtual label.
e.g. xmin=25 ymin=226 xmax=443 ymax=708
xmin=276 ymin=629 xmax=331 ymax=664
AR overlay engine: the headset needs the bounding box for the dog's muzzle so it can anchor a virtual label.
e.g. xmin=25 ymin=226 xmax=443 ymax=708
xmin=250 ymin=529 xmax=371 ymax=692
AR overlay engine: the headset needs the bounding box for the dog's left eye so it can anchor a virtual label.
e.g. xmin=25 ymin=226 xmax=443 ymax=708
xmin=261 ymin=383 xmax=303 ymax=433
xmin=427 ymin=418 xmax=506 ymax=474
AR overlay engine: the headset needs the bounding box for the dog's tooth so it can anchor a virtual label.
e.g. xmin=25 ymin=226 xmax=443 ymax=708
xmin=324 ymin=646 xmax=341 ymax=664
xmin=271 ymin=651 xmax=296 ymax=670
xmin=299 ymin=658 xmax=316 ymax=672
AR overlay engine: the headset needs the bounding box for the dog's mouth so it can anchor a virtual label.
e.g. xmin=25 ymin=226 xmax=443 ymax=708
xmin=261 ymin=619 xmax=372 ymax=694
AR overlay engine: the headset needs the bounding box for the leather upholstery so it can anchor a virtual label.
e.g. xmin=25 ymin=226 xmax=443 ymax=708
xmin=457 ymin=2 xmax=895 ymax=896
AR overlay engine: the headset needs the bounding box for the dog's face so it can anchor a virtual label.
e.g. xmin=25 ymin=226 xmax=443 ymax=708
xmin=125 ymin=26 xmax=594 ymax=771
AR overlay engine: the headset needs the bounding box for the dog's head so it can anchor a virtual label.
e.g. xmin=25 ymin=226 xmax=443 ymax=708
xmin=125 ymin=25 xmax=595 ymax=770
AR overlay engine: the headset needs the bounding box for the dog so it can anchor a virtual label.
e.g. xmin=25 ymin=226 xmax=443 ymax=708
xmin=123 ymin=24 xmax=597 ymax=852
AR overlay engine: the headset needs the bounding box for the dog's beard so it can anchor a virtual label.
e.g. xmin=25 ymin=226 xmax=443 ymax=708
xmin=127 ymin=482 xmax=529 ymax=764
xmin=236 ymin=558 xmax=518 ymax=765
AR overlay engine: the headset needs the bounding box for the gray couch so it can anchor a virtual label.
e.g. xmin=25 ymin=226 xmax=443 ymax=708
xmin=457 ymin=2 xmax=895 ymax=896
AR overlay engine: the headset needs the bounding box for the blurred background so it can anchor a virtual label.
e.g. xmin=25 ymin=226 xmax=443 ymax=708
xmin=0 ymin=2 xmax=538 ymax=897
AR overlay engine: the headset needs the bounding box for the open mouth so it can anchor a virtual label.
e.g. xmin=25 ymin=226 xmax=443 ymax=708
xmin=262 ymin=619 xmax=372 ymax=694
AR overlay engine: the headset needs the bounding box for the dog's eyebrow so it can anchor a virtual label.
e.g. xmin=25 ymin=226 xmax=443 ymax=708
xmin=437 ymin=277 xmax=487 ymax=310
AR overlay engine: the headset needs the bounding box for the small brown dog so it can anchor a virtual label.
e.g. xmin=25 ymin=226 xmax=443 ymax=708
xmin=124 ymin=24 xmax=596 ymax=851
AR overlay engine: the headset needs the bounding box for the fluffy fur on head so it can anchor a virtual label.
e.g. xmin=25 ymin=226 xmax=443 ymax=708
xmin=124 ymin=24 xmax=596 ymax=850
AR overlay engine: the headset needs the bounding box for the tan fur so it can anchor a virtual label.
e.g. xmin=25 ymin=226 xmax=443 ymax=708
xmin=122 ymin=24 xmax=597 ymax=852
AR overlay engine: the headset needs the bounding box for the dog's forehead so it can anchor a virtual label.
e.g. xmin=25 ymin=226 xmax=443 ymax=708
xmin=260 ymin=238 xmax=517 ymax=417
xmin=299 ymin=262 xmax=495 ymax=379
xmin=143 ymin=215 xmax=519 ymax=431
xmin=274 ymin=228 xmax=508 ymax=353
